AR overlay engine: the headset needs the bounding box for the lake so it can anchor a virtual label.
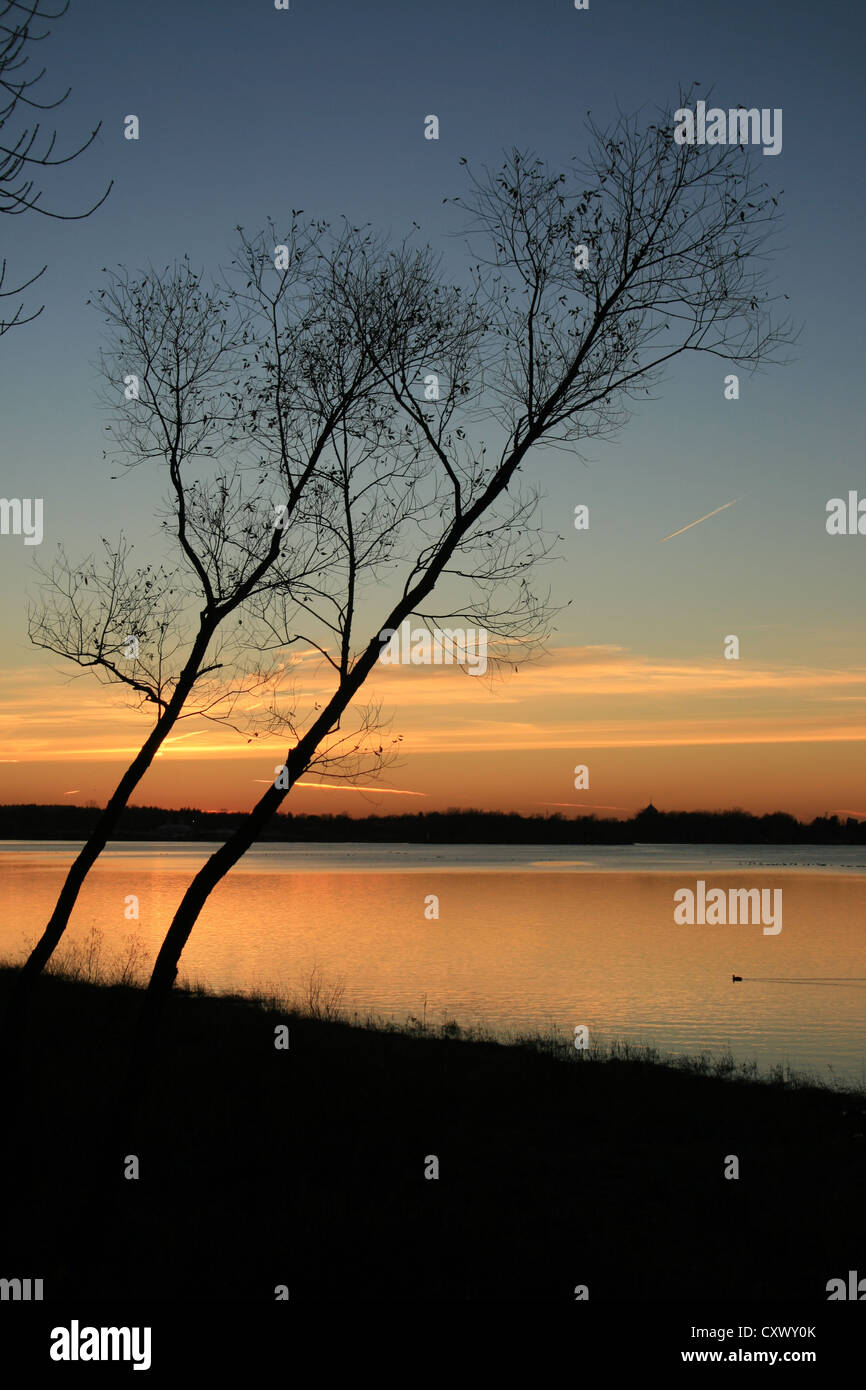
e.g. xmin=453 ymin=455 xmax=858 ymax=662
xmin=1 ymin=840 xmax=864 ymax=1086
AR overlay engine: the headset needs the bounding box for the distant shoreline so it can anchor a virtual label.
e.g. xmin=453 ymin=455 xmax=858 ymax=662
xmin=1 ymin=802 xmax=864 ymax=845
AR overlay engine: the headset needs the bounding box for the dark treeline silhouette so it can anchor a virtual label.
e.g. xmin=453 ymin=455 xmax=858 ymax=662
xmin=2 ymin=801 xmax=864 ymax=844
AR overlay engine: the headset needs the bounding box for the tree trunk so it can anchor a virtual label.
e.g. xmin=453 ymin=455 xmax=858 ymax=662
xmin=2 ymin=625 xmax=214 ymax=1054
xmin=128 ymin=583 xmax=479 ymax=1084
xmin=126 ymin=782 xmax=284 ymax=1108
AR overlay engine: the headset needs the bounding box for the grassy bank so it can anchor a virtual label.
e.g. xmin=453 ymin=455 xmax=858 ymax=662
xmin=1 ymin=962 xmax=864 ymax=1302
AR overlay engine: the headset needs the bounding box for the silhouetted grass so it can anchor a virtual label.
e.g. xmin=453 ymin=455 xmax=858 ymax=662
xmin=1 ymin=955 xmax=864 ymax=1302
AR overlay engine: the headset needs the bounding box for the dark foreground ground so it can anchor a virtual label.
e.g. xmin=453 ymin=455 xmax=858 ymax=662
xmin=1 ymin=967 xmax=863 ymax=1302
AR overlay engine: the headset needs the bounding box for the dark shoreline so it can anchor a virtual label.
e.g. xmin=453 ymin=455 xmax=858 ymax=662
xmin=2 ymin=966 xmax=863 ymax=1302
xmin=2 ymin=803 xmax=865 ymax=844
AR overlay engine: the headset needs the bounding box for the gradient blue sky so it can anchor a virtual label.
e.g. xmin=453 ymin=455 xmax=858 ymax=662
xmin=1 ymin=0 xmax=864 ymax=816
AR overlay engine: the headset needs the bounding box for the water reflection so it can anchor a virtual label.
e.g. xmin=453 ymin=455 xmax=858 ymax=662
xmin=1 ymin=844 xmax=863 ymax=1085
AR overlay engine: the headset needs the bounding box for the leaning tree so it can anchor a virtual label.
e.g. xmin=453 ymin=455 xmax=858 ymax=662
xmin=131 ymin=91 xmax=795 ymax=1079
xmin=4 ymin=219 xmax=478 ymax=1051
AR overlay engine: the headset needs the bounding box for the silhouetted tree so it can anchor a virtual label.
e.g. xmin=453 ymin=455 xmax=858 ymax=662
xmin=5 ymin=223 xmax=471 ymax=1046
xmin=0 ymin=0 xmax=111 ymax=335
xmin=133 ymin=90 xmax=795 ymax=1081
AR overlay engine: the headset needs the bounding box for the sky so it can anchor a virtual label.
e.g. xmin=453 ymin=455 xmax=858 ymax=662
xmin=1 ymin=0 xmax=864 ymax=819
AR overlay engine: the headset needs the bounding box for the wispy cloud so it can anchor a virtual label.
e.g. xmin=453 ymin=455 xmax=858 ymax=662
xmin=2 ymin=647 xmax=865 ymax=767
xmin=251 ymin=779 xmax=426 ymax=796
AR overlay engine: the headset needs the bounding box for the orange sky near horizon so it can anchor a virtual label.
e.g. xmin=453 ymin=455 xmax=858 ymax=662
xmin=2 ymin=644 xmax=864 ymax=821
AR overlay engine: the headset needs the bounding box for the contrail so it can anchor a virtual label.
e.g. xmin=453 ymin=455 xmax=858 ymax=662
xmin=660 ymin=495 xmax=746 ymax=543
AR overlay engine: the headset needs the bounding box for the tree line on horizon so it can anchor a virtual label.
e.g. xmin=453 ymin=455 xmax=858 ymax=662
xmin=2 ymin=802 xmax=862 ymax=844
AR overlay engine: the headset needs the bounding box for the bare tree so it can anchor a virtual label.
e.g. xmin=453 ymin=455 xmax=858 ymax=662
xmin=131 ymin=93 xmax=795 ymax=1078
xmin=0 ymin=0 xmax=111 ymax=335
xmin=3 ymin=218 xmax=485 ymax=1046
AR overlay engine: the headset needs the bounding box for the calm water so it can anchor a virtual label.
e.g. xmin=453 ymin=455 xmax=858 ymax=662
xmin=1 ymin=841 xmax=864 ymax=1085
